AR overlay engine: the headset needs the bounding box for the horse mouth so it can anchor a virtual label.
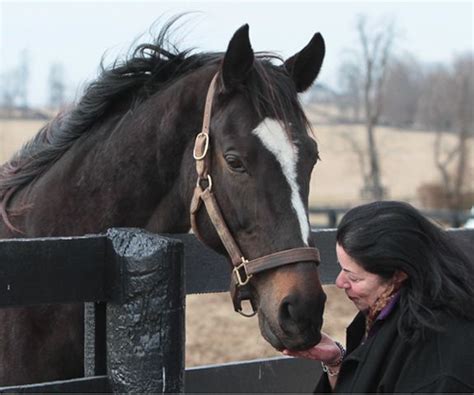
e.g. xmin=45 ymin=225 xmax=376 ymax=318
xmin=259 ymin=312 xmax=322 ymax=352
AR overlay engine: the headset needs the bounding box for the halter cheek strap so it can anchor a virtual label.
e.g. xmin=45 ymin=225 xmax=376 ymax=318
xmin=190 ymin=72 xmax=321 ymax=317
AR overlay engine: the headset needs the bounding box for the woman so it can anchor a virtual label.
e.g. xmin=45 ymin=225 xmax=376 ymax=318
xmin=284 ymin=201 xmax=474 ymax=393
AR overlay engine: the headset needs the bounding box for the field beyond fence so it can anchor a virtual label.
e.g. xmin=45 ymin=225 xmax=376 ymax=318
xmin=2 ymin=111 xmax=473 ymax=208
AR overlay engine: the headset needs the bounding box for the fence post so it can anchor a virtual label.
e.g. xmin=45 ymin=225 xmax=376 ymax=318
xmin=105 ymin=228 xmax=185 ymax=393
xmin=84 ymin=301 xmax=107 ymax=377
xmin=328 ymin=209 xmax=337 ymax=228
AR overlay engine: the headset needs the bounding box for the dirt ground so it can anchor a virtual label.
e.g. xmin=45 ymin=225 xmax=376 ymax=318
xmin=0 ymin=111 xmax=471 ymax=367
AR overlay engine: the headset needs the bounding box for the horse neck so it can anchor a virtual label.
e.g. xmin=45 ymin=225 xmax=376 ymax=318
xmin=20 ymin=68 xmax=215 ymax=236
xmin=144 ymin=69 xmax=217 ymax=233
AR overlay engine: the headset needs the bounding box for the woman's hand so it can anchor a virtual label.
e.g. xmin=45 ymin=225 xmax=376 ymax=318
xmin=282 ymin=332 xmax=342 ymax=364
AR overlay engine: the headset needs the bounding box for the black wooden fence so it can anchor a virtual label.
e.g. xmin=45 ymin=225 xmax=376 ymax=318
xmin=309 ymin=206 xmax=474 ymax=228
xmin=0 ymin=227 xmax=473 ymax=393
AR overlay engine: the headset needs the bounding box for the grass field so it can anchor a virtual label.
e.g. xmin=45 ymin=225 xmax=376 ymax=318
xmin=0 ymin=111 xmax=472 ymax=367
xmin=2 ymin=113 xmax=470 ymax=208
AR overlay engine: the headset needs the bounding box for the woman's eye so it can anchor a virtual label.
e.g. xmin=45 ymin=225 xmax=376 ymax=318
xmin=225 ymin=154 xmax=246 ymax=173
xmin=348 ymin=276 xmax=361 ymax=283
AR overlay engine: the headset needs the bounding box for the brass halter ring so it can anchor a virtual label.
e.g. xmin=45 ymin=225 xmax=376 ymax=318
xmin=193 ymin=132 xmax=210 ymax=160
xmin=196 ymin=174 xmax=213 ymax=192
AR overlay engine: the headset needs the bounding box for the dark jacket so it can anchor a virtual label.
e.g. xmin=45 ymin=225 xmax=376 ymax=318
xmin=315 ymin=304 xmax=474 ymax=393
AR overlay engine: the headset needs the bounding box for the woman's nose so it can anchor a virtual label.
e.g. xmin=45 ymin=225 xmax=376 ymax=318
xmin=335 ymin=271 xmax=349 ymax=289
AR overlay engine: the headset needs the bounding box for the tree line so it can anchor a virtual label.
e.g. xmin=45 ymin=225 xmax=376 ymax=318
xmin=0 ymin=52 xmax=67 ymax=116
xmin=312 ymin=15 xmax=473 ymax=209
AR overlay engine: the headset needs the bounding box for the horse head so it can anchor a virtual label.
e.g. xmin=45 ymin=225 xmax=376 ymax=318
xmin=188 ymin=25 xmax=326 ymax=351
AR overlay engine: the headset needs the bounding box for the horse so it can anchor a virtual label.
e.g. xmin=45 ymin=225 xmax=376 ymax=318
xmin=0 ymin=20 xmax=327 ymax=385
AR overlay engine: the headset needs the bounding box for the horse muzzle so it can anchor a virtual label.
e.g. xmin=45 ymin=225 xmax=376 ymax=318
xmin=252 ymin=262 xmax=327 ymax=351
xmin=277 ymin=290 xmax=326 ymax=350
xmin=257 ymin=291 xmax=326 ymax=351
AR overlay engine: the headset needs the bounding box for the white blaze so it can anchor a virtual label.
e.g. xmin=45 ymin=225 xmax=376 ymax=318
xmin=252 ymin=119 xmax=310 ymax=245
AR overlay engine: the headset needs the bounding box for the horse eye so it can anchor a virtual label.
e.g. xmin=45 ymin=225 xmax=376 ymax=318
xmin=225 ymin=154 xmax=246 ymax=173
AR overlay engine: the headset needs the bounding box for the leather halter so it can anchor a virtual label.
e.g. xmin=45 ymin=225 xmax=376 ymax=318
xmin=190 ymin=73 xmax=321 ymax=317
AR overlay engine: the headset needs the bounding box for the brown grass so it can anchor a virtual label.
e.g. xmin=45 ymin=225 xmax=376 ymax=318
xmin=185 ymin=286 xmax=357 ymax=367
xmin=1 ymin=115 xmax=471 ymax=207
xmin=0 ymin=119 xmax=44 ymax=163
xmin=305 ymin=108 xmax=474 ymax=207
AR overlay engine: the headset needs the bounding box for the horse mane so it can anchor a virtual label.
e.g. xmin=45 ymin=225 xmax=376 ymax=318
xmin=0 ymin=17 xmax=311 ymax=233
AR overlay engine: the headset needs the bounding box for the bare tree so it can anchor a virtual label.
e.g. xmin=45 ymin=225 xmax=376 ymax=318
xmin=450 ymin=54 xmax=474 ymax=209
xmin=337 ymin=15 xmax=396 ymax=200
xmin=1 ymin=71 xmax=20 ymax=116
xmin=417 ymin=66 xmax=454 ymax=131
xmin=48 ymin=62 xmax=66 ymax=110
xmin=337 ymin=61 xmax=362 ymax=122
xmin=381 ymin=56 xmax=423 ymax=128
xmin=0 ymin=49 xmax=30 ymax=117
xmin=416 ymin=54 xmax=473 ymax=210
xmin=358 ymin=15 xmax=395 ymax=200
xmin=17 ymin=49 xmax=30 ymax=112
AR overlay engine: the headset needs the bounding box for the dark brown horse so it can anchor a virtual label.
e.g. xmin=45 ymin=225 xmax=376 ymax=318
xmin=0 ymin=20 xmax=327 ymax=385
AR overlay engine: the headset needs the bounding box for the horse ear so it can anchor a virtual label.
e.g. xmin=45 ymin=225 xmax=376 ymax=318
xmin=284 ymin=33 xmax=325 ymax=93
xmin=221 ymin=24 xmax=254 ymax=90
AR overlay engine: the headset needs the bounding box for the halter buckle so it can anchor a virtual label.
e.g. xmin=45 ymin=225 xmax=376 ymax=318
xmin=233 ymin=257 xmax=253 ymax=287
xmin=193 ymin=132 xmax=210 ymax=160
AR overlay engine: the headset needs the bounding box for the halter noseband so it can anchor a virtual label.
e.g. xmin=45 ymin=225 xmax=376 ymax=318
xmin=190 ymin=73 xmax=321 ymax=317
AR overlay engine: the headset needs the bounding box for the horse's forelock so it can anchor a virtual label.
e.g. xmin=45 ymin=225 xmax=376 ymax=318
xmin=247 ymin=55 xmax=313 ymax=141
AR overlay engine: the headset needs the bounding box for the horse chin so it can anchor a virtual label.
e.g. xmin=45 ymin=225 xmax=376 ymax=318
xmin=258 ymin=312 xmax=322 ymax=352
xmin=259 ymin=314 xmax=286 ymax=351
xmin=285 ymin=333 xmax=322 ymax=352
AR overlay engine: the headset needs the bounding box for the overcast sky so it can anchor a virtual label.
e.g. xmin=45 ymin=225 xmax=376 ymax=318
xmin=1 ymin=0 xmax=472 ymax=106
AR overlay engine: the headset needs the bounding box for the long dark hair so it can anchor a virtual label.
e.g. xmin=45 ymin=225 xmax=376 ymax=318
xmin=336 ymin=201 xmax=474 ymax=342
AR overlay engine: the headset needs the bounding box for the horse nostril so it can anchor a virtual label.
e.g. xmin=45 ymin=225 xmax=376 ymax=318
xmin=279 ymin=295 xmax=304 ymax=333
xmin=287 ymin=302 xmax=297 ymax=321
xmin=280 ymin=298 xmax=294 ymax=321
xmin=279 ymin=293 xmax=326 ymax=335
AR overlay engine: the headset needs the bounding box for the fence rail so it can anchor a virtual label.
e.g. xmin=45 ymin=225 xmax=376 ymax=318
xmin=309 ymin=206 xmax=473 ymax=228
xmin=1 ymin=227 xmax=473 ymax=393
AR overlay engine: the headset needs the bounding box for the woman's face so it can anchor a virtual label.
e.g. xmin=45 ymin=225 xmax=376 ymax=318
xmin=335 ymin=243 xmax=391 ymax=312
